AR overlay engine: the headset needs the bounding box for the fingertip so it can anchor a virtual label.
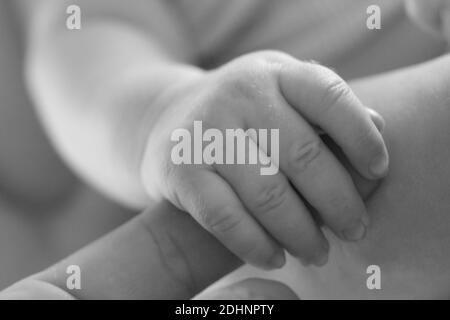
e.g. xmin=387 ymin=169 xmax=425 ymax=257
xmin=268 ymin=250 xmax=286 ymax=269
xmin=341 ymin=218 xmax=367 ymax=241
xmin=312 ymin=246 xmax=329 ymax=266
xmin=313 ymin=252 xmax=329 ymax=267
xmin=335 ymin=196 xmax=370 ymax=242
xmin=369 ymin=151 xmax=389 ymax=178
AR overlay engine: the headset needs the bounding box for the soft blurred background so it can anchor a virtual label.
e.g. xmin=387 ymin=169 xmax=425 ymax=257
xmin=0 ymin=0 xmax=133 ymax=290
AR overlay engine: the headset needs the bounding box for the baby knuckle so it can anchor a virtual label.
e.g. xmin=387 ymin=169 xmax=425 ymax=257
xmin=203 ymin=205 xmax=244 ymax=234
xmin=320 ymin=76 xmax=352 ymax=112
xmin=217 ymin=57 xmax=280 ymax=103
xmin=288 ymin=139 xmax=322 ymax=173
xmin=253 ymin=180 xmax=288 ymax=214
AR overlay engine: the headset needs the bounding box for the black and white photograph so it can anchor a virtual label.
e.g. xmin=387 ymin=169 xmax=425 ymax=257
xmin=0 ymin=0 xmax=449 ymax=305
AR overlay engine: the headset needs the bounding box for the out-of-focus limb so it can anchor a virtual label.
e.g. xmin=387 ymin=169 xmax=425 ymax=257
xmin=15 ymin=0 xmax=202 ymax=208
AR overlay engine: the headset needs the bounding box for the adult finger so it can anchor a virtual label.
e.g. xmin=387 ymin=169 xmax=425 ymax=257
xmin=3 ymin=201 xmax=242 ymax=299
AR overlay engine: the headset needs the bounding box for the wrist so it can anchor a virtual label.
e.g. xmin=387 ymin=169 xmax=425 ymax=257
xmin=123 ymin=64 xmax=205 ymax=203
xmin=83 ymin=63 xmax=204 ymax=208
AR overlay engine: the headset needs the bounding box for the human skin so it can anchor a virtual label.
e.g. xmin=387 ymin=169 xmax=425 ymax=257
xmin=223 ymin=53 xmax=450 ymax=299
xmin=17 ymin=0 xmax=390 ymax=269
xmin=2 ymin=0 xmax=450 ymax=298
xmin=0 ymin=0 xmax=374 ymax=289
xmin=1 ymin=53 xmax=450 ymax=299
xmin=0 ymin=202 xmax=297 ymax=300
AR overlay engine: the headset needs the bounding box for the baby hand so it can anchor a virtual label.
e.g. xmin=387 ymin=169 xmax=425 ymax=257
xmin=140 ymin=51 xmax=388 ymax=269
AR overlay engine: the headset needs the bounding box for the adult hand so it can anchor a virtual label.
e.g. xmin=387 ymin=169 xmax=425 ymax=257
xmin=0 ymin=201 xmax=298 ymax=300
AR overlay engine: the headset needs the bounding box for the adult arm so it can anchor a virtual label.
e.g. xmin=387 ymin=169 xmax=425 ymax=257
xmin=0 ymin=201 xmax=297 ymax=300
xmin=252 ymin=53 xmax=450 ymax=299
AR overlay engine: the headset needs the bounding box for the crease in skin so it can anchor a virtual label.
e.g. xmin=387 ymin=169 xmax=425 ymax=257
xmin=288 ymin=132 xmax=381 ymax=229
xmin=138 ymin=215 xmax=198 ymax=298
xmin=289 ymin=140 xmax=322 ymax=173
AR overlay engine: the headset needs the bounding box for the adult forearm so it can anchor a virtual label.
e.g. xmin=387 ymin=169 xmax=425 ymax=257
xmin=304 ymin=54 xmax=450 ymax=298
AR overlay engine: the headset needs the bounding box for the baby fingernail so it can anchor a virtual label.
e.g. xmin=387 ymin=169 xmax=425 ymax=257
xmin=370 ymin=153 xmax=389 ymax=177
xmin=269 ymin=251 xmax=286 ymax=269
xmin=312 ymin=250 xmax=329 ymax=266
xmin=342 ymin=221 xmax=366 ymax=241
xmin=368 ymin=108 xmax=385 ymax=133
